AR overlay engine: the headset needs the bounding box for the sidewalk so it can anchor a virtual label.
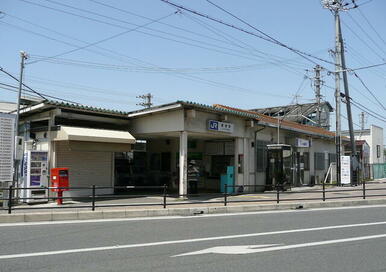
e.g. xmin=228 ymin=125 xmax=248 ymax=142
xmin=1 ymin=179 xmax=385 ymax=223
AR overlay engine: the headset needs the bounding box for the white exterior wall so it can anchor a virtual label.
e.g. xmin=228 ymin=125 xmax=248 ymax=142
xmin=352 ymin=125 xmax=384 ymax=164
xmin=129 ymin=110 xmax=184 ymax=134
xmin=309 ymin=138 xmax=336 ymax=183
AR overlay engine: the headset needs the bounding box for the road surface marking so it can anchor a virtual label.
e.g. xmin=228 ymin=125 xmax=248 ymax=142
xmin=1 ymin=204 xmax=386 ymax=227
xmin=173 ymin=245 xmax=281 ymax=256
xmin=173 ymin=234 xmax=386 ymax=257
xmin=1 ymin=221 xmax=386 ymax=260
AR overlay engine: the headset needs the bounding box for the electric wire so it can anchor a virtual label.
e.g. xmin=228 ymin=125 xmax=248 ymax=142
xmin=160 ymin=0 xmax=337 ymax=70
xmin=0 ymin=20 xmax=292 ymax=99
xmin=350 ymin=100 xmax=386 ymax=123
xmin=341 ymin=18 xmax=385 ymax=61
xmin=27 ymin=11 xmax=179 ymax=65
xmin=17 ymin=0 xmax=294 ymax=64
xmin=345 ymin=12 xmax=386 ymax=57
xmin=0 ymin=67 xmax=46 ymax=100
xmin=352 ymin=71 xmax=385 ymax=111
xmin=0 ymin=82 xmax=80 ymax=104
xmin=356 ymin=7 xmax=386 ymax=48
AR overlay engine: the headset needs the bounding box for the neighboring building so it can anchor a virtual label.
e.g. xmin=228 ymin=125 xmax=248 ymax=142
xmin=0 ymin=101 xmax=17 ymax=113
xmin=250 ymin=102 xmax=333 ymax=130
xmin=342 ymin=125 xmax=384 ymax=179
xmin=19 ymin=100 xmax=136 ymax=198
xmin=17 ymin=100 xmax=341 ymax=199
xmin=344 ymin=140 xmax=371 ymax=180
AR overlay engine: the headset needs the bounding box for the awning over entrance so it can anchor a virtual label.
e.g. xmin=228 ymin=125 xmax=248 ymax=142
xmin=54 ymin=126 xmax=136 ymax=144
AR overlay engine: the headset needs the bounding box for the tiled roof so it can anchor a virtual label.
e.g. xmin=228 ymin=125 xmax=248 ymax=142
xmin=178 ymin=101 xmax=259 ymax=119
xmin=213 ymin=104 xmax=337 ymax=138
xmin=45 ymin=100 xmax=129 ymax=115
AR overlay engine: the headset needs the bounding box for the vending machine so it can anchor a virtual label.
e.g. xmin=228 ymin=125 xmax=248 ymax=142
xmin=20 ymin=151 xmax=49 ymax=203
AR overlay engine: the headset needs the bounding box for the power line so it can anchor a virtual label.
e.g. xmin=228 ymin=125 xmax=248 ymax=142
xmin=160 ymin=0 xmax=337 ymax=69
xmin=352 ymin=71 xmax=385 ymax=111
xmin=350 ymin=100 xmax=386 ymax=123
xmin=27 ymin=55 xmax=306 ymax=74
xmin=0 ymin=66 xmax=46 ymax=100
xmin=27 ymin=11 xmax=179 ymax=65
xmin=0 ymin=82 xmax=80 ymax=104
xmin=340 ymin=18 xmax=385 ymax=61
xmin=356 ymin=7 xmax=386 ymax=48
xmin=345 ymin=12 xmax=386 ymax=57
xmin=17 ymin=0 xmax=293 ymax=63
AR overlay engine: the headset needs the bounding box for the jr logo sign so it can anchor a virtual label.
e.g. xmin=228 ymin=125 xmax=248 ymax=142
xmin=208 ymin=120 xmax=234 ymax=133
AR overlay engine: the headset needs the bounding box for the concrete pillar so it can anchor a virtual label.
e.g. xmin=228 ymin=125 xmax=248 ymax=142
xmin=179 ymin=131 xmax=188 ymax=196
xmin=234 ymin=137 xmax=243 ymax=186
xmin=243 ymin=137 xmax=250 ymax=186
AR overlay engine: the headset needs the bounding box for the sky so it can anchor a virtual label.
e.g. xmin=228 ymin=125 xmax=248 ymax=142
xmin=0 ymin=0 xmax=385 ymax=139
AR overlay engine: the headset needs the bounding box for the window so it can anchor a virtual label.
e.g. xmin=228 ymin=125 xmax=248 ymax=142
xmin=328 ymin=153 xmax=336 ymax=166
xmin=256 ymin=141 xmax=268 ymax=172
xmin=377 ymin=145 xmax=381 ymax=158
xmin=314 ymin=152 xmax=325 ymax=170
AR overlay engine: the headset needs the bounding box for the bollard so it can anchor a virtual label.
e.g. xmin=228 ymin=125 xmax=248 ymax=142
xmin=224 ymin=184 xmax=228 ymax=206
xmin=362 ymin=180 xmax=366 ymax=199
xmin=276 ymin=184 xmax=280 ymax=204
xmin=91 ymin=185 xmax=96 ymax=211
xmin=163 ymin=184 xmax=167 ymax=209
xmin=322 ymin=180 xmax=326 ymax=201
xmin=8 ymin=185 xmax=13 ymax=214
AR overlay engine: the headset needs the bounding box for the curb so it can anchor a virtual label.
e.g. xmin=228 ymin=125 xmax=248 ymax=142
xmin=1 ymin=198 xmax=386 ymax=223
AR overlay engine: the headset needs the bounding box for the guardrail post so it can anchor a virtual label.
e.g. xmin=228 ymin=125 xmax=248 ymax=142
xmin=322 ymin=179 xmax=326 ymax=201
xmin=224 ymin=184 xmax=228 ymax=206
xmin=8 ymin=185 xmax=13 ymax=214
xmin=91 ymin=185 xmax=96 ymax=211
xmin=276 ymin=184 xmax=280 ymax=204
xmin=163 ymin=184 xmax=167 ymax=209
xmin=362 ymin=179 xmax=366 ymax=199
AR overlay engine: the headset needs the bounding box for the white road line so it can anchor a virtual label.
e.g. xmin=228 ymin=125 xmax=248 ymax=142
xmin=1 ymin=204 xmax=386 ymax=227
xmin=1 ymin=221 xmax=386 ymax=260
xmin=173 ymin=234 xmax=386 ymax=257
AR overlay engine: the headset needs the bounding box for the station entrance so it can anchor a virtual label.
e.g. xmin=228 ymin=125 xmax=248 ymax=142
xmin=114 ymin=134 xmax=236 ymax=194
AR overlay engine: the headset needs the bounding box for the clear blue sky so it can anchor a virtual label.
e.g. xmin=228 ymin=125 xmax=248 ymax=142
xmin=1 ymin=0 xmax=385 ymax=136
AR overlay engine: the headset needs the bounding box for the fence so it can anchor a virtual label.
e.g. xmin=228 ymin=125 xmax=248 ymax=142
xmin=2 ymin=180 xmax=386 ymax=214
xmin=372 ymin=163 xmax=386 ymax=179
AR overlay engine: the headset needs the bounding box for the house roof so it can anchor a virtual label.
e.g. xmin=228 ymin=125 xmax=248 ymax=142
xmin=251 ymin=101 xmax=333 ymax=113
xmin=128 ymin=101 xmax=339 ymax=139
xmin=21 ymin=100 xmax=129 ymax=116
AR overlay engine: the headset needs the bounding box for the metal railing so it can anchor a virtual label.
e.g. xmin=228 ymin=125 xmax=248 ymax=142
xmin=1 ymin=179 xmax=385 ymax=214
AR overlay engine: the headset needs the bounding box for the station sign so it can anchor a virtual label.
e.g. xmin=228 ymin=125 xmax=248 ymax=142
xmin=295 ymin=138 xmax=310 ymax=148
xmin=208 ymin=120 xmax=234 ymax=133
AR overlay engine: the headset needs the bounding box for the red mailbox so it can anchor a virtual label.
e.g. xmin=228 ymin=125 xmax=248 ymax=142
xmin=50 ymin=168 xmax=69 ymax=205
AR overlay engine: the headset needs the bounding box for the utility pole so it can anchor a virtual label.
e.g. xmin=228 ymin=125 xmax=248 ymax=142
xmin=13 ymin=51 xmax=28 ymax=188
xmin=15 ymin=51 xmax=28 ymax=143
xmin=322 ymin=0 xmax=358 ymax=185
xmin=314 ymin=65 xmax=323 ymax=127
xmin=136 ymin=93 xmax=153 ymax=108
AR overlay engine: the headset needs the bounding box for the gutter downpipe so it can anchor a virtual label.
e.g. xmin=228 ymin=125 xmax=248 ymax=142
xmin=254 ymin=123 xmax=267 ymax=192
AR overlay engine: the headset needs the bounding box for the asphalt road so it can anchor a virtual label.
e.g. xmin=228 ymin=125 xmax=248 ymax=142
xmin=1 ymin=205 xmax=386 ymax=272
